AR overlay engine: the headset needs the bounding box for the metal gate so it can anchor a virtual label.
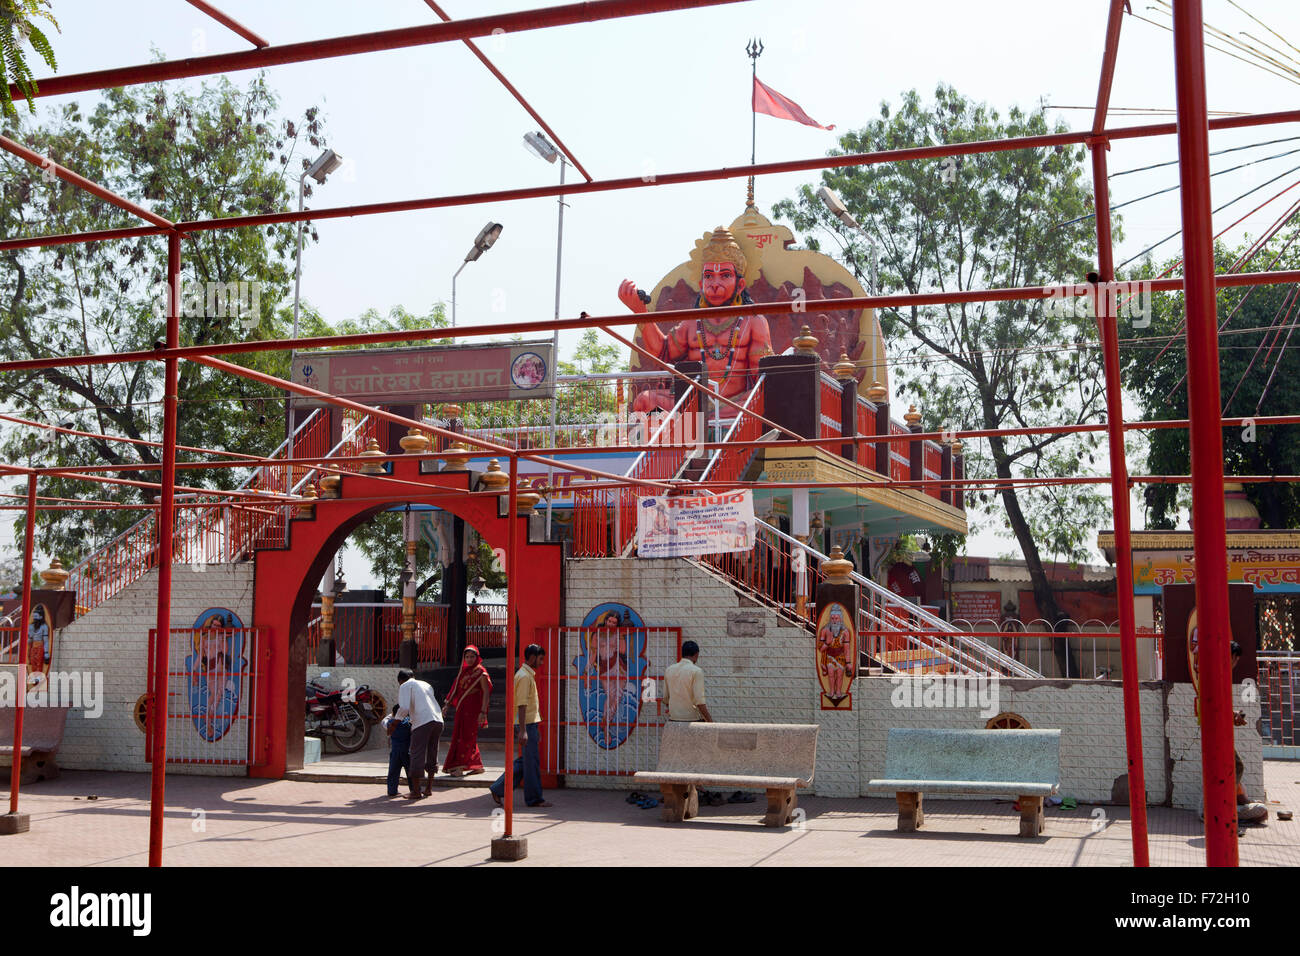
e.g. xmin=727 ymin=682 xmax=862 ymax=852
xmin=1259 ymin=652 xmax=1299 ymax=759
xmin=540 ymin=625 xmax=682 ymax=777
xmin=146 ymin=626 xmax=263 ymax=766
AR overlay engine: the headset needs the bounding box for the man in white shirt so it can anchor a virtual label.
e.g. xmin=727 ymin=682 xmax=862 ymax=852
xmin=396 ymin=670 xmax=444 ymax=800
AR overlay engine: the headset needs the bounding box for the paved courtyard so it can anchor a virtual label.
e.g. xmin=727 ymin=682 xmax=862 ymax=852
xmin=3 ymin=762 xmax=1296 ymax=867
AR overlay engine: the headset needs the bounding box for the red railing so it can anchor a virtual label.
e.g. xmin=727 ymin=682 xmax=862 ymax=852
xmin=855 ymin=398 xmax=878 ymax=472
xmin=615 ymin=387 xmax=700 ymax=555
xmin=889 ymin=420 xmax=911 ymax=484
xmin=305 ymin=602 xmax=452 ymax=666
xmin=819 ymin=373 xmax=842 ymax=440
xmin=700 ymin=528 xmax=813 ymax=623
xmin=68 ymin=410 xmax=337 ymax=617
xmin=0 ymin=625 xmax=20 ymax=665
xmin=923 ymin=439 xmax=944 ymax=483
xmin=699 ymin=376 xmax=765 ymax=486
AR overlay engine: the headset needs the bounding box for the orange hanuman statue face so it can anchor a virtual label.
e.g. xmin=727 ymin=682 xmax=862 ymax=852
xmin=700 ymin=261 xmax=743 ymax=307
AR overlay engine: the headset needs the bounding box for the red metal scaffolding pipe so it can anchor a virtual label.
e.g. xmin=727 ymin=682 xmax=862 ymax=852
xmin=422 ymin=0 xmax=592 ymax=182
xmin=503 ymin=454 xmax=519 ymax=842
xmin=8 ymin=0 xmax=745 ymax=104
xmin=147 ymin=231 xmax=181 ymax=868
xmin=185 ymin=0 xmax=270 ymax=48
xmin=7 ymin=107 xmax=1300 ymax=256
xmin=0 ymin=135 xmax=174 ymax=229
xmin=1173 ymin=0 xmax=1238 ymax=867
xmin=1091 ymin=144 xmax=1150 ymax=865
xmin=1092 ymin=0 xmax=1128 ymax=136
xmin=9 ymin=267 xmax=1300 ymax=376
xmin=187 ymin=354 xmax=673 ymax=491
xmin=6 ymin=475 xmax=36 ymax=819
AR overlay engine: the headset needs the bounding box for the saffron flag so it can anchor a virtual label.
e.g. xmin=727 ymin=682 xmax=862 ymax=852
xmin=752 ymin=76 xmax=835 ymax=130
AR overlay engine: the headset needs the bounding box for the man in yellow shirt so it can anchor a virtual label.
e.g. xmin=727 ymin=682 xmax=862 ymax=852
xmin=490 ymin=644 xmax=551 ymax=808
xmin=663 ymin=641 xmax=713 ymax=722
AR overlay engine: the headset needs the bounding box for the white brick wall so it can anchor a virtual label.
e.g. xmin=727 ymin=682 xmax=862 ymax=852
xmin=33 ymin=565 xmax=255 ymax=775
xmin=562 ymin=558 xmax=1267 ymax=806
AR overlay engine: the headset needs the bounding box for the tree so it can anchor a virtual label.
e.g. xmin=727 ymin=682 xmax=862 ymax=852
xmin=774 ymin=85 xmax=1116 ymax=675
xmin=0 ymin=76 xmax=329 ymax=563
xmin=1122 ymin=238 xmax=1300 ymax=529
xmin=0 ymin=0 xmax=57 ymax=118
xmin=559 ymin=329 xmax=623 ymax=376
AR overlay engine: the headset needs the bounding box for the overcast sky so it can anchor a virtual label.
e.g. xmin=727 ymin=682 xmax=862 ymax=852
xmin=5 ymin=0 xmax=1300 ymax=580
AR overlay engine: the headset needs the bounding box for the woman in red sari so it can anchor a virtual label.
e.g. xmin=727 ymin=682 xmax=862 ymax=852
xmin=442 ymin=644 xmax=492 ymax=776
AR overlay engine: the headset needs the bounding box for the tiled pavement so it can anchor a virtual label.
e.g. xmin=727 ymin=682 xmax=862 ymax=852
xmin=3 ymin=761 xmax=1296 ymax=867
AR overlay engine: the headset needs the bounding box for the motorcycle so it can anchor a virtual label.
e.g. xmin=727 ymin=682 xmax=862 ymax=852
xmin=305 ymin=673 xmax=375 ymax=753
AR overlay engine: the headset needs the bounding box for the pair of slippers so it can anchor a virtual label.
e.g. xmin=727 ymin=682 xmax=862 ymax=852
xmin=625 ymin=791 xmax=660 ymax=809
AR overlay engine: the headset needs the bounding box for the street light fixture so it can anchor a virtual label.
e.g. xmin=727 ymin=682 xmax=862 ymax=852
xmin=288 ymin=147 xmax=343 ymax=440
xmin=818 ymin=186 xmax=877 ymax=295
xmin=451 ymin=222 xmax=504 ymax=327
xmin=523 ymin=130 xmax=568 ymax=539
xmin=293 ymin=149 xmax=344 ymax=342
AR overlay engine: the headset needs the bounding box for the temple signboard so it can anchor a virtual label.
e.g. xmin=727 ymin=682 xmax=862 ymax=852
xmin=290 ymin=341 xmax=554 ymax=407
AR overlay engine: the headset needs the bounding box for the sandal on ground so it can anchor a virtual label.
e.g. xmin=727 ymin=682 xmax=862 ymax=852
xmin=637 ymin=796 xmax=659 ymax=808
xmin=490 ymin=792 xmax=502 ymax=807
xmin=527 ymin=800 xmax=553 ymax=808
xmin=626 ymin=791 xmax=644 ymax=805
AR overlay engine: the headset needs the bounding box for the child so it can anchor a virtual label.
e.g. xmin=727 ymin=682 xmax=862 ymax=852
xmin=382 ymin=704 xmax=412 ymax=798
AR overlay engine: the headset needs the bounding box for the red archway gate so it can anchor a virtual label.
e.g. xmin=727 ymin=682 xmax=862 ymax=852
xmin=249 ymin=459 xmax=561 ymax=778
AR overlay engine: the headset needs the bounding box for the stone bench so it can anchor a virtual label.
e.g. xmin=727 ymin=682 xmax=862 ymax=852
xmin=868 ymin=728 xmax=1061 ymax=837
xmin=634 ymin=722 xmax=819 ymax=826
xmin=0 ymin=705 xmax=71 ymax=784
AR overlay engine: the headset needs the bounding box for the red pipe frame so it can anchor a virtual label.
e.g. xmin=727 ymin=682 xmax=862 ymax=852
xmin=0 ymin=0 xmax=1272 ymax=868
xmin=6 ymin=1 xmax=746 ymax=103
xmin=184 ymin=0 xmax=270 ymax=49
xmin=1173 ymin=0 xmax=1238 ymax=867
xmin=1089 ymin=0 xmax=1149 ymax=868
xmin=6 ymin=476 xmax=36 ymax=818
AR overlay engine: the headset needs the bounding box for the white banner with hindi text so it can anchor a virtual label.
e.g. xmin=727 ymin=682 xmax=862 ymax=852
xmin=635 ymin=491 xmax=755 ymax=558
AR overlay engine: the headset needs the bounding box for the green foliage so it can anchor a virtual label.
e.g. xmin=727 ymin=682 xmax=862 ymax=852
xmin=346 ymin=512 xmax=504 ymax=601
xmin=0 ymin=0 xmax=58 ymax=118
xmin=0 ymin=76 xmax=329 ymax=563
xmin=559 ymin=329 xmax=624 ymax=376
xmin=1122 ymin=236 xmax=1300 ymax=529
xmin=306 ymin=302 xmax=449 ymax=351
xmin=773 ymin=85 xmax=1113 ymax=568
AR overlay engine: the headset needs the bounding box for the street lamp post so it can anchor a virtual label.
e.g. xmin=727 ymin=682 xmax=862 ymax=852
xmin=818 ymin=186 xmax=877 ymax=294
xmin=288 ymin=148 xmax=343 ymax=439
xmin=293 ymin=149 xmax=344 ymax=342
xmin=524 ymin=131 xmax=566 ymax=539
xmin=451 ymin=222 xmax=504 ymax=328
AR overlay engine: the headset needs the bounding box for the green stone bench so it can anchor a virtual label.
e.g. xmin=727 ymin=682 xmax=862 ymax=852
xmin=868 ymin=728 xmax=1061 ymax=837
xmin=634 ymin=722 xmax=819 ymax=826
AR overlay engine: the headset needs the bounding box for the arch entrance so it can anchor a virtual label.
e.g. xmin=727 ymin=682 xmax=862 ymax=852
xmin=248 ymin=463 xmax=561 ymax=777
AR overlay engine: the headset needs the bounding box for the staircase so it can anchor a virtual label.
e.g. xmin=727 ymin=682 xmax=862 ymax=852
xmin=698 ymin=519 xmax=1041 ymax=678
xmin=64 ymin=409 xmax=383 ymax=618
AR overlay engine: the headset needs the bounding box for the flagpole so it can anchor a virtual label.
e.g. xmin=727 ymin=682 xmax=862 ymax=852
xmin=746 ymin=37 xmax=763 ymax=207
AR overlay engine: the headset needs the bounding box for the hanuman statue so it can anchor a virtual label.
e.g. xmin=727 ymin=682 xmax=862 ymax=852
xmin=618 ymin=226 xmax=773 ymax=413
